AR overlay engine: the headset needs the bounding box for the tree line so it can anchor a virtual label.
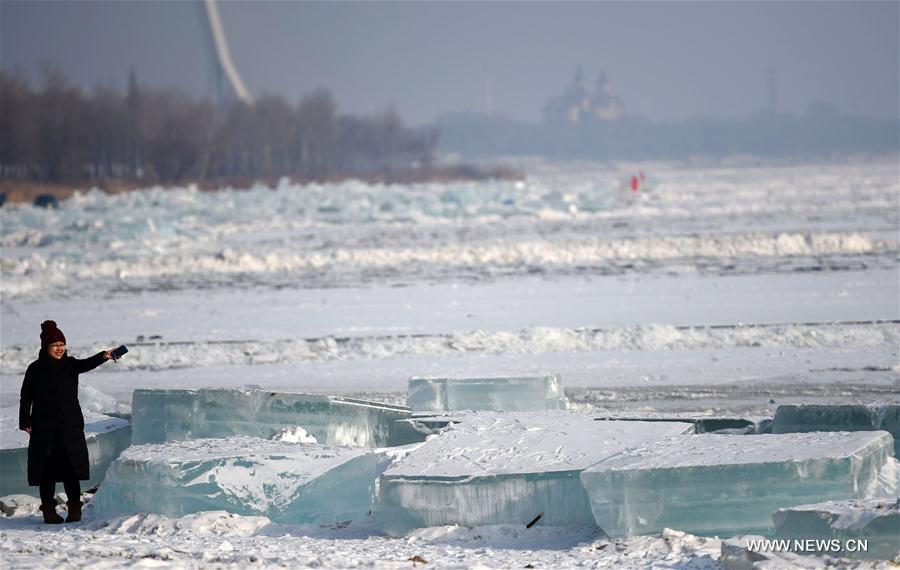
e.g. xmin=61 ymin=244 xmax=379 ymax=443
xmin=0 ymin=68 xmax=438 ymax=184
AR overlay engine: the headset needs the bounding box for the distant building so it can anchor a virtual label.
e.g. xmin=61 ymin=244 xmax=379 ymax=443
xmin=543 ymin=66 xmax=625 ymax=125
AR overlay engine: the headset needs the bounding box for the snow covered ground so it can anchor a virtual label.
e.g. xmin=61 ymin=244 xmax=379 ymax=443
xmin=1 ymin=158 xmax=898 ymax=567
xmin=1 ymin=509 xmax=728 ymax=569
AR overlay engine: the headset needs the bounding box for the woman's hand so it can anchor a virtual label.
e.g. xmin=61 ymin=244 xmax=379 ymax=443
xmin=104 ymin=350 xmax=116 ymax=361
xmin=21 ymin=426 xmax=31 ymax=434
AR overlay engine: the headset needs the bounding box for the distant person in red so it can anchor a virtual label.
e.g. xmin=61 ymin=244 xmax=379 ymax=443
xmin=630 ymin=175 xmax=640 ymax=192
xmin=19 ymin=321 xmax=117 ymax=524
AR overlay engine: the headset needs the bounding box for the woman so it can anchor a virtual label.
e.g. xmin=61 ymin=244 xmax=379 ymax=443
xmin=18 ymin=320 xmax=117 ymax=524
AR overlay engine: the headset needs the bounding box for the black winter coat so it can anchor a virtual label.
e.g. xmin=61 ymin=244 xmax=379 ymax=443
xmin=19 ymin=350 xmax=107 ymax=485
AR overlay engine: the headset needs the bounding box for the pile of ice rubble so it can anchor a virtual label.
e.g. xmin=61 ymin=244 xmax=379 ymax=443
xmin=2 ymin=375 xmax=898 ymax=563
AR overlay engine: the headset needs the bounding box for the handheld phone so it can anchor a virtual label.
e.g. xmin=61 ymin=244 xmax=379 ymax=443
xmin=111 ymin=345 xmax=129 ymax=359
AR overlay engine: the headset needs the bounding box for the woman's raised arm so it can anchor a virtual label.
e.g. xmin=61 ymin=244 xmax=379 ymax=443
xmin=72 ymin=351 xmax=113 ymax=374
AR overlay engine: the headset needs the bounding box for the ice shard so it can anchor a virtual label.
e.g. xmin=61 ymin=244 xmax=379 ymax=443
xmin=774 ymin=404 xmax=900 ymax=456
xmin=130 ymin=389 xmax=412 ymax=447
xmin=773 ymin=499 xmax=900 ymax=560
xmin=92 ymin=436 xmax=404 ymax=523
xmin=373 ymin=412 xmax=692 ymax=535
xmin=581 ymin=431 xmax=899 ymax=538
xmin=0 ymin=406 xmax=131 ymax=497
xmin=406 ymin=375 xmax=568 ymax=412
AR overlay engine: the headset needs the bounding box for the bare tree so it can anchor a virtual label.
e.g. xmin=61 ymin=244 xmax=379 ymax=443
xmin=0 ymin=70 xmax=37 ymax=179
xmin=1 ymin=68 xmax=435 ymax=186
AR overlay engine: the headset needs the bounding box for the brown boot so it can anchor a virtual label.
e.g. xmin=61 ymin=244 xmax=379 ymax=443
xmin=40 ymin=502 xmax=63 ymax=524
xmin=65 ymin=500 xmax=83 ymax=523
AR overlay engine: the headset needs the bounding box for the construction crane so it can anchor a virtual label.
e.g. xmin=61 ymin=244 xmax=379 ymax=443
xmin=200 ymin=0 xmax=252 ymax=105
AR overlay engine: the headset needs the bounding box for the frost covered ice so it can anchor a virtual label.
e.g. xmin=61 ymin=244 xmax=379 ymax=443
xmin=130 ymin=389 xmax=413 ymax=447
xmin=373 ymin=413 xmax=692 ymax=535
xmin=581 ymin=431 xmax=899 ymax=538
xmin=0 ymin=406 xmax=131 ymax=497
xmin=773 ymin=499 xmax=900 ymax=560
xmin=774 ymin=404 xmax=900 ymax=456
xmin=92 ymin=436 xmax=404 ymax=523
xmin=406 ymin=375 xmax=569 ymax=411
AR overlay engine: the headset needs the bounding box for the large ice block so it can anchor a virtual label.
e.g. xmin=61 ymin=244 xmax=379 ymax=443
xmin=593 ymin=413 xmax=763 ymax=434
xmin=79 ymin=383 xmax=131 ymax=415
xmin=130 ymin=389 xmax=412 ymax=447
xmin=581 ymin=431 xmax=899 ymax=538
xmin=373 ymin=412 xmax=692 ymax=535
xmin=406 ymin=375 xmax=568 ymax=411
xmin=392 ymin=412 xmax=467 ymax=440
xmin=774 ymin=499 xmax=900 ymax=560
xmin=0 ymin=406 xmax=131 ymax=497
xmin=92 ymin=436 xmax=401 ymax=523
xmin=774 ymin=404 xmax=900 ymax=456
xmin=397 ymin=410 xmax=761 ymax=442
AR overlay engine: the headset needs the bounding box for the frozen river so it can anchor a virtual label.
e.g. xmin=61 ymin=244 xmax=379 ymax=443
xmin=2 ymin=159 xmax=897 ymax=414
xmin=1 ymin=158 xmax=898 ymax=568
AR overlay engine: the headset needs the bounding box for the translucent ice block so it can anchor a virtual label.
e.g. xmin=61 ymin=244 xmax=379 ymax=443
xmin=130 ymin=389 xmax=412 ymax=447
xmin=406 ymin=375 xmax=568 ymax=412
xmin=581 ymin=431 xmax=899 ymax=538
xmin=773 ymin=499 xmax=900 ymax=560
xmin=0 ymin=406 xmax=131 ymax=497
xmin=593 ymin=413 xmax=762 ymax=434
xmin=774 ymin=404 xmax=900 ymax=456
xmin=92 ymin=436 xmax=400 ymax=523
xmin=79 ymin=383 xmax=131 ymax=415
xmin=373 ymin=412 xmax=692 ymax=535
xmin=392 ymin=412 xmax=464 ymax=440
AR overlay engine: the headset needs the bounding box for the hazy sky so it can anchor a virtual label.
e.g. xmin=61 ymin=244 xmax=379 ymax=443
xmin=2 ymin=1 xmax=898 ymax=125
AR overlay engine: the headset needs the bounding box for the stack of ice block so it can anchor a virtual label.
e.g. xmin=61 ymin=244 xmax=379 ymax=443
xmin=131 ymin=389 xmax=413 ymax=447
xmin=580 ymin=431 xmax=899 ymax=538
xmin=93 ymin=436 xmax=401 ymax=523
xmin=774 ymin=404 xmax=900 ymax=456
xmin=773 ymin=499 xmax=900 ymax=560
xmin=0 ymin=406 xmax=131 ymax=497
xmin=373 ymin=412 xmax=692 ymax=535
xmin=406 ymin=375 xmax=569 ymax=411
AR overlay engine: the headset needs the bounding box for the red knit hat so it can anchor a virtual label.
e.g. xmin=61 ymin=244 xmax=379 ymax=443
xmin=40 ymin=320 xmax=66 ymax=348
